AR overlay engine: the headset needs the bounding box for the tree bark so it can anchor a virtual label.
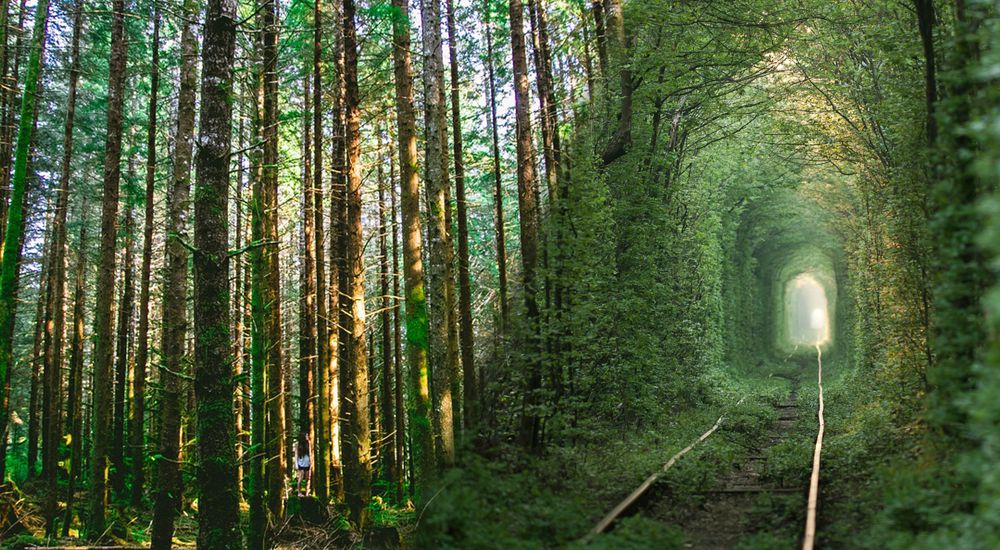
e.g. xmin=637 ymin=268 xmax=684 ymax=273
xmin=192 ymin=1 xmax=241 ymax=544
xmin=27 ymin=234 xmax=47 ymax=480
xmin=233 ymin=112 xmax=247 ymax=500
xmin=391 ymin=0 xmax=435 ymax=502
xmin=341 ymin=0 xmax=372 ymax=526
xmin=151 ymin=0 xmax=196 ymax=545
xmin=0 ymin=0 xmax=27 ymax=248
xmin=390 ymin=145 xmax=406 ymax=504
xmin=329 ymin=0 xmax=346 ymax=501
xmin=421 ymin=0 xmax=457 ymax=467
xmin=313 ymin=0 xmax=331 ymax=504
xmin=914 ymin=0 xmax=937 ymax=146
xmin=248 ymin=37 xmax=268 ymax=550
xmin=112 ymin=161 xmax=136 ymax=501
xmin=62 ymin=202 xmax=88 ymax=537
xmin=30 ymin=225 xmax=50 ymax=482
xmin=599 ymin=0 xmax=632 ymax=166
xmin=132 ymin=7 xmax=160 ymax=508
xmin=0 ymin=0 xmax=47 ymax=483
xmin=378 ymin=132 xmax=397 ymax=494
xmin=509 ymin=0 xmax=543 ymax=452
xmin=483 ymin=2 xmax=509 ymax=331
xmin=445 ymin=0 xmax=478 ymax=431
xmin=591 ymin=0 xmax=607 ymax=78
xmin=300 ymin=72 xmax=316 ymax=446
xmin=528 ymin=0 xmax=560 ymax=199
xmin=88 ymin=0 xmax=127 ymax=536
xmin=41 ymin=2 xmax=81 ymax=529
xmin=259 ymin=0 xmax=287 ymax=523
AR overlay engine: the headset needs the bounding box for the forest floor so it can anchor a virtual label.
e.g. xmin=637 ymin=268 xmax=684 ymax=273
xmin=0 ymin=487 xmax=414 ymax=549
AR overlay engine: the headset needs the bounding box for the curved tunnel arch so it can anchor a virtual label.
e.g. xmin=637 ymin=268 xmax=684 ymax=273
xmin=726 ymin=186 xmax=851 ymax=367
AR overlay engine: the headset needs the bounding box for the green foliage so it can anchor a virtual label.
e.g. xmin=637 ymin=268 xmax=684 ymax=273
xmin=577 ymin=516 xmax=686 ymax=550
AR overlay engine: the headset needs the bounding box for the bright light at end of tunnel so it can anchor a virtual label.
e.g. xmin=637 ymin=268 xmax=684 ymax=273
xmin=788 ymin=274 xmax=830 ymax=347
xmin=810 ymin=308 xmax=825 ymax=330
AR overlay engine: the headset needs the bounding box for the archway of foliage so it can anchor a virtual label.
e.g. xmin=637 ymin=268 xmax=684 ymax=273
xmin=726 ymin=187 xmax=848 ymax=364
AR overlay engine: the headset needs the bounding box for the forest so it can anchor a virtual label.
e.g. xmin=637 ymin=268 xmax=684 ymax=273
xmin=0 ymin=0 xmax=997 ymax=548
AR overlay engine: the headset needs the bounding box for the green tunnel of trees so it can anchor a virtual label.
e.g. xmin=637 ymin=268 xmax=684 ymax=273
xmin=0 ymin=0 xmax=998 ymax=548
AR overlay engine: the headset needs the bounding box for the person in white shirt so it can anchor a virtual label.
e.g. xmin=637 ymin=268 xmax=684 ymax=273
xmin=295 ymin=431 xmax=311 ymax=497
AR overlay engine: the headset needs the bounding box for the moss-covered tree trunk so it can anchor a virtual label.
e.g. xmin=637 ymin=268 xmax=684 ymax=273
xmin=150 ymin=1 xmax=197 ymax=545
xmin=392 ymin=0 xmax=435 ymax=503
xmin=192 ymin=1 xmax=241 ymax=545
xmin=421 ymin=0 xmax=458 ymax=468
xmin=0 ymin=0 xmax=46 ymax=485
xmin=0 ymin=0 xmax=26 ymax=249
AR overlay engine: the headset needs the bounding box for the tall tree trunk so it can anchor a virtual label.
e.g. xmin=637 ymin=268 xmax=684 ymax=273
xmin=62 ymin=202 xmax=88 ymax=537
xmin=300 ymin=73 xmax=316 ymax=445
xmin=528 ymin=0 xmax=559 ymax=199
xmin=599 ymin=0 xmax=632 ymax=166
xmin=282 ymin=304 xmax=295 ymax=484
xmin=483 ymin=1 xmax=509 ymax=331
xmin=590 ymin=0 xmax=607 ymax=79
xmin=390 ymin=150 xmax=406 ymax=504
xmin=27 ymin=243 xmax=46 ymax=480
xmin=329 ymin=0 xmax=346 ymax=501
xmin=132 ymin=7 xmax=160 ymax=507
xmin=445 ymin=0 xmax=477 ymax=430
xmin=43 ymin=0 xmax=81 ymax=519
xmin=88 ymin=0 xmax=128 ymax=536
xmin=391 ymin=0 xmax=435 ymax=502
xmin=341 ymin=0 xmax=372 ymax=526
xmin=0 ymin=0 xmax=47 ymax=482
xmin=150 ymin=1 xmax=196 ymax=544
xmin=8 ymin=67 xmax=43 ymax=484
xmin=233 ymin=113 xmax=247 ymax=500
xmin=0 ymin=0 xmax=10 ymax=190
xmin=248 ymin=35 xmax=268 ymax=550
xmin=312 ymin=0 xmax=331 ymax=504
xmin=258 ymin=0 xmax=287 ymax=523
xmin=378 ymin=131 xmax=397 ymax=494
xmin=112 ymin=190 xmax=136 ymax=501
xmin=193 ymin=1 xmax=241 ymax=544
xmin=421 ymin=0 xmax=457 ymax=468
xmin=0 ymin=0 xmax=27 ymax=247
xmin=509 ymin=0 xmax=543 ymax=452
xmin=29 ymin=231 xmax=48 ymax=481
xmin=529 ymin=0 xmax=566 ymax=408
xmin=915 ymin=0 xmax=937 ymax=146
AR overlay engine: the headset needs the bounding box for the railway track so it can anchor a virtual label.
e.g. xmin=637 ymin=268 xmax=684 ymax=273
xmin=587 ymin=347 xmax=826 ymax=549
